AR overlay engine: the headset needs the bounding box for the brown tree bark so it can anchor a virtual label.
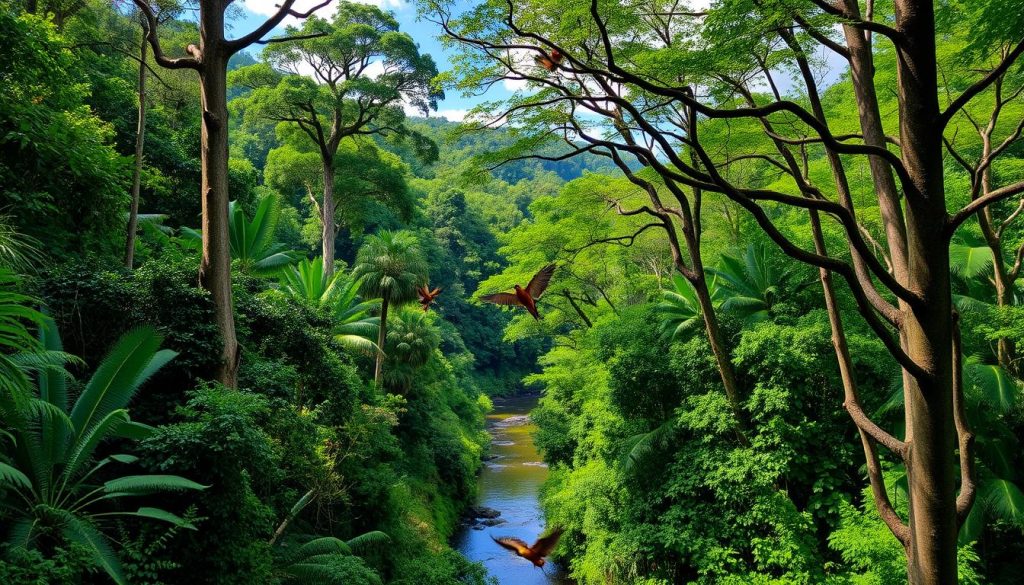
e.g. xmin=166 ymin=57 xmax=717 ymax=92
xmin=321 ymin=160 xmax=337 ymax=279
xmin=134 ymin=0 xmax=330 ymax=387
xmin=197 ymin=43 xmax=239 ymax=388
xmin=124 ymin=25 xmax=148 ymax=270
xmin=893 ymin=2 xmax=958 ymax=582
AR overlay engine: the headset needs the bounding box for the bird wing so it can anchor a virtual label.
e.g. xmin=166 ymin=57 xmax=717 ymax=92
xmin=480 ymin=292 xmax=523 ymax=307
xmin=492 ymin=535 xmax=531 ymax=556
xmin=525 ymin=264 xmax=557 ymax=299
xmin=535 ymin=54 xmax=558 ymax=72
xmin=530 ymin=527 xmax=564 ymax=557
xmin=417 ymin=286 xmax=429 ymax=302
xmin=430 ymin=287 xmax=442 ymax=297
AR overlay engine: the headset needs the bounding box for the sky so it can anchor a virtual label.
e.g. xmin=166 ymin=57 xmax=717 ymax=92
xmin=233 ymin=0 xmax=491 ymax=121
xmin=229 ymin=1 xmax=845 ymax=122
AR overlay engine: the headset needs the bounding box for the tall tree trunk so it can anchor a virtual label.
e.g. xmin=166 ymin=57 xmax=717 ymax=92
xmin=895 ymin=2 xmax=958 ymax=582
xmin=124 ymin=28 xmax=148 ymax=269
xmin=977 ymin=149 xmax=1018 ymax=372
xmin=841 ymin=1 xmax=910 ymax=278
xmin=198 ymin=26 xmax=239 ymax=388
xmin=321 ymin=160 xmax=336 ymax=280
xmin=374 ymin=296 xmax=388 ymax=388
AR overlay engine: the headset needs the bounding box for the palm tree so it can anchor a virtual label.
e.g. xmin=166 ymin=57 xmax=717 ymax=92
xmin=0 ymin=323 xmax=206 ymax=585
xmin=382 ymin=308 xmax=441 ymax=391
xmin=352 ymin=231 xmax=426 ymax=387
xmin=709 ymin=243 xmax=803 ymax=325
xmin=279 ymin=257 xmax=381 ymax=354
xmin=183 ymin=192 xmax=298 ymax=276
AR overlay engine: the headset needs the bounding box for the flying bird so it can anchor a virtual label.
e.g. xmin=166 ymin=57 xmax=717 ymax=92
xmin=480 ymin=264 xmax=556 ymax=320
xmin=534 ymin=48 xmax=563 ymax=72
xmin=492 ymin=527 xmax=564 ymax=568
xmin=417 ymin=284 xmax=442 ymax=311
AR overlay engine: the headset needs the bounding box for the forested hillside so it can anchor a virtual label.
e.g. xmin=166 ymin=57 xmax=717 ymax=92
xmin=2 ymin=1 xmax=1024 ymax=585
xmin=0 ymin=2 xmax=595 ymax=583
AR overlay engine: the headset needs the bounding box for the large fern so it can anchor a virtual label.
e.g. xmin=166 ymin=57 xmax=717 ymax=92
xmin=0 ymin=324 xmax=205 ymax=585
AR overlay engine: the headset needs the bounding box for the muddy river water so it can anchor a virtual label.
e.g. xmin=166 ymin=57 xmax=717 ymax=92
xmin=453 ymin=394 xmax=572 ymax=584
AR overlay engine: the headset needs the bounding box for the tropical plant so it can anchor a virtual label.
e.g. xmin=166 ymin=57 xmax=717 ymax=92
xmin=183 ymin=192 xmax=298 ymax=275
xmin=279 ymin=257 xmax=381 ymax=354
xmin=0 ymin=323 xmax=206 ymax=585
xmin=352 ymin=230 xmax=427 ymax=387
xmin=655 ymin=273 xmax=714 ymax=341
xmin=269 ymin=488 xmax=389 ymax=585
xmin=0 ymin=268 xmax=51 ymax=424
xmin=709 ymin=243 xmax=803 ymax=325
xmin=0 ymin=214 xmax=42 ymax=270
xmin=878 ymin=356 xmax=1024 ymax=544
xmin=382 ymin=308 xmax=441 ymax=391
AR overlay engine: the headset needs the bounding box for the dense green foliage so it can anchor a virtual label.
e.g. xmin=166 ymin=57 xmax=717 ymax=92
xmin=2 ymin=0 xmax=1024 ymax=584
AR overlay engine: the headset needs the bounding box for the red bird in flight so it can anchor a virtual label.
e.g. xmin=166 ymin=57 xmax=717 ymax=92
xmin=534 ymin=48 xmax=563 ymax=72
xmin=480 ymin=264 xmax=556 ymax=320
xmin=492 ymin=527 xmax=564 ymax=568
xmin=417 ymin=284 xmax=442 ymax=311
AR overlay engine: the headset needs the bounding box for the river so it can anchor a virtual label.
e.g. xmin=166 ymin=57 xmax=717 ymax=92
xmin=454 ymin=394 xmax=572 ymax=584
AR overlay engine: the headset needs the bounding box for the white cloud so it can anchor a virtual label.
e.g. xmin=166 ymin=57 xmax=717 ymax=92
xmin=503 ymin=78 xmax=529 ymax=92
xmin=433 ymin=108 xmax=469 ymax=122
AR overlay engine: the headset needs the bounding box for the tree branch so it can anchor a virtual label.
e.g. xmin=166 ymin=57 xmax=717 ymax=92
xmin=940 ymin=39 xmax=1024 ymax=127
xmin=949 ymin=180 xmax=1024 ymax=233
xmin=952 ymin=315 xmax=977 ymax=527
xmin=131 ymin=1 xmax=200 ymax=70
xmin=227 ymin=0 xmax=331 ymax=52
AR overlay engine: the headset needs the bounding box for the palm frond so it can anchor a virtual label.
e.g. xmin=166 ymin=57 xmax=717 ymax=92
xmin=345 ymin=530 xmax=390 ymax=553
xmin=103 ymin=474 xmax=207 ymax=495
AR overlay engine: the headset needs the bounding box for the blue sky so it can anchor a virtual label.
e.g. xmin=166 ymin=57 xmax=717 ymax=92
xmin=229 ymin=1 xmax=844 ymax=121
xmin=233 ymin=0 xmax=498 ymax=121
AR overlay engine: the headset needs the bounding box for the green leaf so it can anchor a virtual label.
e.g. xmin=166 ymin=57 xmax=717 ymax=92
xmin=60 ymin=515 xmax=127 ymax=585
xmin=345 ymin=530 xmax=390 ymax=553
xmin=949 ymin=243 xmax=993 ymax=279
xmin=103 ymin=474 xmax=208 ymax=495
xmin=70 ymin=327 xmax=167 ymax=434
xmin=127 ymin=507 xmax=197 ymax=530
xmin=0 ymin=461 xmax=32 ymax=490
xmin=982 ymin=479 xmax=1024 ymax=525
xmin=964 ymin=359 xmax=1020 ymax=412
xmin=297 ymin=536 xmax=352 ymax=558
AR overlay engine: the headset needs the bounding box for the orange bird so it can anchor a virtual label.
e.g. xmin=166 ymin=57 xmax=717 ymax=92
xmin=480 ymin=264 xmax=556 ymax=320
xmin=417 ymin=284 xmax=442 ymax=311
xmin=534 ymin=48 xmax=563 ymax=72
xmin=492 ymin=527 xmax=564 ymax=568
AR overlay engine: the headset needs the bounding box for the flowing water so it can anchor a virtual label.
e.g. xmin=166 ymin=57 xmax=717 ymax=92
xmin=454 ymin=394 xmax=572 ymax=584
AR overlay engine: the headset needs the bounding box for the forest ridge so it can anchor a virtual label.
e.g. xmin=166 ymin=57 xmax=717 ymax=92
xmin=1 ymin=1 xmax=1024 ymax=585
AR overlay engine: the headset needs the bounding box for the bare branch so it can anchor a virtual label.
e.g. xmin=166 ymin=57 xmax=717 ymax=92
xmin=254 ymin=32 xmax=329 ymax=46
xmin=952 ymin=315 xmax=977 ymax=527
xmin=131 ymin=1 xmax=200 ymax=70
xmin=941 ymin=39 xmax=1024 ymax=127
xmin=227 ymin=0 xmax=331 ymax=52
xmin=949 ymin=180 xmax=1024 ymax=233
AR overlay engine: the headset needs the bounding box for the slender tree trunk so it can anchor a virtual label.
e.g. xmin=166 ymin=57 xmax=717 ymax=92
xmin=374 ymin=296 xmax=388 ymax=388
xmin=198 ymin=26 xmax=239 ymax=387
xmin=895 ymin=2 xmax=958 ymax=582
xmin=978 ymin=158 xmax=1018 ymax=372
xmin=124 ymin=28 xmax=148 ymax=269
xmin=321 ymin=160 xmax=336 ymax=280
xmin=841 ymin=2 xmax=909 ymax=278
